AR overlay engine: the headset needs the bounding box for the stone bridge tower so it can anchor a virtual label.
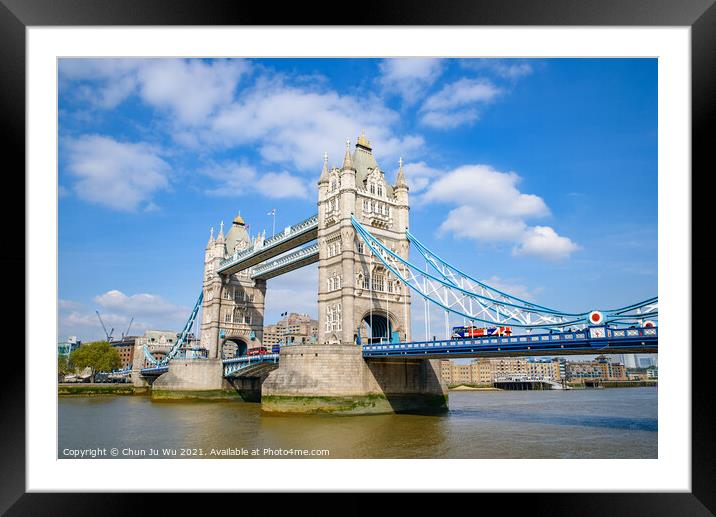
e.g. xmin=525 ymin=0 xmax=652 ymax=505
xmin=200 ymin=214 xmax=266 ymax=359
xmin=317 ymin=134 xmax=411 ymax=346
xmin=263 ymin=135 xmax=446 ymax=414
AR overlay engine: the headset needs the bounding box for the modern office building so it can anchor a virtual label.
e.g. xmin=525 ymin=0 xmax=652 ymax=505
xmin=57 ymin=336 xmax=81 ymax=358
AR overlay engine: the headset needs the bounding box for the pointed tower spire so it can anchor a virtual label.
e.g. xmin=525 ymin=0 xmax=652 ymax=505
xmin=318 ymin=151 xmax=330 ymax=184
xmin=395 ymin=157 xmax=408 ymax=189
xmin=208 ymin=226 xmax=214 ymax=244
xmin=342 ymin=139 xmax=354 ymax=171
xmin=217 ymin=220 xmax=225 ymax=240
xmin=356 ymin=129 xmax=371 ymax=150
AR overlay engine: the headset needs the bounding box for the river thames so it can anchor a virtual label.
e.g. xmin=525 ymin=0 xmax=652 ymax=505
xmin=58 ymin=387 xmax=657 ymax=459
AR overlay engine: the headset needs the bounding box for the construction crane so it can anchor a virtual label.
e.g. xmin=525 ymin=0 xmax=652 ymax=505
xmin=122 ymin=317 xmax=134 ymax=340
xmin=96 ymin=310 xmax=114 ymax=343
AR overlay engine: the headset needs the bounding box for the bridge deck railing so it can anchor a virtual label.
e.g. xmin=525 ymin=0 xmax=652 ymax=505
xmin=363 ymin=326 xmax=657 ymax=355
xmin=223 ymin=353 xmax=280 ymax=377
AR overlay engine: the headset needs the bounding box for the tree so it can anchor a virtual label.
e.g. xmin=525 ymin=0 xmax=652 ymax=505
xmin=69 ymin=341 xmax=121 ymax=382
xmin=58 ymin=355 xmax=73 ymax=379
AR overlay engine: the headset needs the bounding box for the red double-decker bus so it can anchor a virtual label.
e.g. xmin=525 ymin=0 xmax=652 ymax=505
xmin=451 ymin=326 xmax=512 ymax=339
xmin=247 ymin=347 xmax=269 ymax=356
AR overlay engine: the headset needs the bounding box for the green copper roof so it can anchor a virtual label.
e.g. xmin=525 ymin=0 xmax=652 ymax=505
xmin=352 ymin=144 xmax=394 ymax=197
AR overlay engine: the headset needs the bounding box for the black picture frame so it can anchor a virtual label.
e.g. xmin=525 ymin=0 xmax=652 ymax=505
xmin=1 ymin=0 xmax=707 ymax=513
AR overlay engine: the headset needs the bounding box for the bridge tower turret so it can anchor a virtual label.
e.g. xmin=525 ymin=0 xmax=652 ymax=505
xmin=200 ymin=215 xmax=267 ymax=359
xmin=317 ymin=134 xmax=412 ymax=346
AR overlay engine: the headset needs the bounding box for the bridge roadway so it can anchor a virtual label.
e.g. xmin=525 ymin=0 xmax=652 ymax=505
xmin=217 ymin=214 xmax=318 ymax=276
xmin=139 ymin=326 xmax=657 ymax=377
xmin=362 ymin=326 xmax=658 ymax=359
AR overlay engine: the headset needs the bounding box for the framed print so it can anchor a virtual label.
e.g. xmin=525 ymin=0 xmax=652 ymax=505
xmin=1 ymin=0 xmax=709 ymax=513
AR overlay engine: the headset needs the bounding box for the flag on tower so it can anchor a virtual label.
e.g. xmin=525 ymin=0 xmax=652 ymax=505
xmin=267 ymin=209 xmax=276 ymax=216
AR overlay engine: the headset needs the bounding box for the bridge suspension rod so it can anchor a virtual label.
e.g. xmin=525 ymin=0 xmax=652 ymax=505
xmin=353 ymin=217 xmax=657 ymax=330
xmin=143 ymin=290 xmax=204 ymax=366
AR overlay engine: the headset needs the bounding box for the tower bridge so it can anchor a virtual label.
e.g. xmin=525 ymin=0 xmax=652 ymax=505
xmin=133 ymin=135 xmax=658 ymax=414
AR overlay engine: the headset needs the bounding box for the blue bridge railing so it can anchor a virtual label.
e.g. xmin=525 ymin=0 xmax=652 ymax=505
xmin=362 ymin=326 xmax=657 ymax=358
xmin=223 ymin=353 xmax=280 ymax=377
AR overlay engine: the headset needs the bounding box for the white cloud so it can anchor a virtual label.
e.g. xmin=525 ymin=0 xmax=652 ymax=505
xmin=512 ymin=226 xmax=581 ymax=261
xmin=59 ymin=60 xmax=423 ymax=189
xmin=59 ymin=58 xmax=250 ymax=123
xmin=461 ymin=59 xmax=534 ymax=79
xmin=255 ymin=172 xmax=309 ymax=199
xmin=420 ymin=78 xmax=502 ymax=129
xmin=207 ymin=81 xmax=424 ymax=172
xmin=59 ymin=59 xmax=143 ymax=109
xmin=419 ymin=164 xmax=579 ymax=261
xmin=94 ymin=290 xmax=188 ymax=319
xmin=202 ymin=161 xmax=309 ymax=200
xmin=137 ymin=59 xmax=250 ymax=125
xmin=64 ymin=135 xmax=171 ymax=212
xmin=59 ymin=290 xmax=190 ymax=341
xmin=402 ymin=161 xmax=441 ymax=193
xmin=420 ymin=164 xmax=549 ymax=219
xmin=439 ymin=208 xmax=527 ymax=241
xmin=378 ymin=58 xmax=444 ymax=104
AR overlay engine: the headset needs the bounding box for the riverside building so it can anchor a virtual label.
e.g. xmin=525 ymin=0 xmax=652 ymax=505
xmin=263 ymin=313 xmax=319 ymax=347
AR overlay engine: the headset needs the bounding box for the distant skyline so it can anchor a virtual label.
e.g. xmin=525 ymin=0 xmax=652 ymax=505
xmin=58 ymin=58 xmax=657 ymax=341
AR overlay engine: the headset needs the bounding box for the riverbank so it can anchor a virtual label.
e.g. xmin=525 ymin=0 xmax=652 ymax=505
xmin=448 ymin=381 xmax=657 ymax=391
xmin=567 ymin=380 xmax=657 ymax=389
xmin=448 ymin=384 xmax=501 ymax=391
xmin=58 ymin=383 xmax=149 ymax=396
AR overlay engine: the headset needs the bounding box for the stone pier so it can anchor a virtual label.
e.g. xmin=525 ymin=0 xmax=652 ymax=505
xmin=151 ymin=359 xmax=237 ymax=400
xmin=261 ymin=344 xmax=448 ymax=414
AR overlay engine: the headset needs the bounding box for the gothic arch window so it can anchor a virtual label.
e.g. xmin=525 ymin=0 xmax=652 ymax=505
xmin=372 ymin=268 xmax=385 ymax=292
xmin=233 ymin=307 xmax=243 ymax=324
xmin=325 ymin=303 xmax=342 ymax=332
xmin=377 ymin=184 xmax=383 ymax=196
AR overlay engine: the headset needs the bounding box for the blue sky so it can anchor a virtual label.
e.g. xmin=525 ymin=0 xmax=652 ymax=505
xmin=57 ymin=58 xmax=657 ymax=342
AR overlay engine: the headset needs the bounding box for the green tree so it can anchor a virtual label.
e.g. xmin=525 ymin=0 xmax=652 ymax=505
xmin=58 ymin=355 xmax=73 ymax=378
xmin=69 ymin=341 xmax=121 ymax=382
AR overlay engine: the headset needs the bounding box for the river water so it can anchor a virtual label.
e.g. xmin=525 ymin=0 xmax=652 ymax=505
xmin=58 ymin=387 xmax=657 ymax=459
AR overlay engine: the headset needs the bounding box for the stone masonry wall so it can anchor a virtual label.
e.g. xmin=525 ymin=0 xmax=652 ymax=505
xmin=262 ymin=344 xmax=446 ymax=398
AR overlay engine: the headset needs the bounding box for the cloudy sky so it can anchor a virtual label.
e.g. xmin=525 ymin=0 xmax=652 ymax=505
xmin=58 ymin=58 xmax=657 ymax=341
